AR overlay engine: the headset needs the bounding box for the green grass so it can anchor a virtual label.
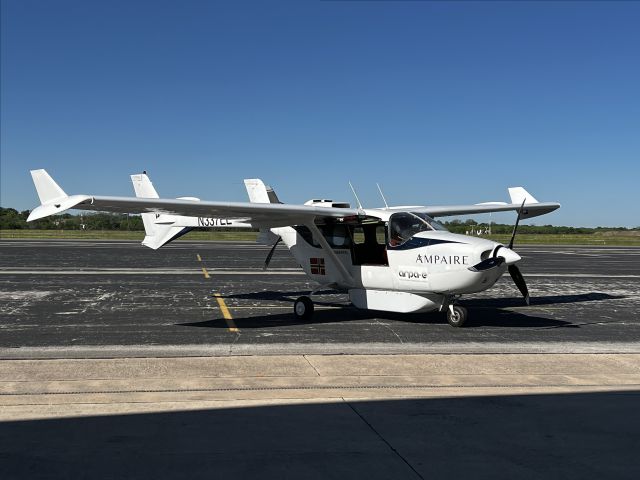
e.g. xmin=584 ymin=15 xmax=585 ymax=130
xmin=484 ymin=233 xmax=640 ymax=246
xmin=1 ymin=229 xmax=639 ymax=245
xmin=0 ymin=229 xmax=259 ymax=241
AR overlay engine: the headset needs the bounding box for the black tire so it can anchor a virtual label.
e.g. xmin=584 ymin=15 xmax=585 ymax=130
xmin=447 ymin=305 xmax=468 ymax=328
xmin=294 ymin=296 xmax=314 ymax=320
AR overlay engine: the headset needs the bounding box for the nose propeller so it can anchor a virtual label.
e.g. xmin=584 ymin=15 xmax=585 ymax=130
xmin=507 ymin=199 xmax=530 ymax=305
xmin=508 ymin=199 xmax=525 ymax=250
xmin=468 ymin=200 xmax=530 ymax=305
xmin=508 ymin=264 xmax=530 ymax=305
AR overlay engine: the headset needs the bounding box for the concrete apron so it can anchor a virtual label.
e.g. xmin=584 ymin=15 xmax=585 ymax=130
xmin=1 ymin=353 xmax=639 ymax=420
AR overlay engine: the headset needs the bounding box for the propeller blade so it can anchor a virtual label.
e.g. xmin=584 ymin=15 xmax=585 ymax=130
xmin=508 ymin=264 xmax=530 ymax=305
xmin=263 ymin=236 xmax=282 ymax=271
xmin=508 ymin=199 xmax=527 ymax=250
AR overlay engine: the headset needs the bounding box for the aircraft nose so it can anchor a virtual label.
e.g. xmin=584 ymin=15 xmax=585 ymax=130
xmin=499 ymin=247 xmax=521 ymax=265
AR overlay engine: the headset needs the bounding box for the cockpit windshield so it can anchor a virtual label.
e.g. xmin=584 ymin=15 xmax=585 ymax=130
xmin=388 ymin=212 xmax=448 ymax=246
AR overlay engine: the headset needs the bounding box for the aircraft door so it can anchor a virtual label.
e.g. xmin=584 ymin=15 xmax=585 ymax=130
xmin=349 ymin=223 xmax=388 ymax=266
xmin=349 ymin=223 xmax=393 ymax=289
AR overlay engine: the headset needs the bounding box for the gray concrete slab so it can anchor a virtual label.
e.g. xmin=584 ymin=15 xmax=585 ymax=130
xmin=1 ymin=354 xmax=638 ymax=412
xmin=0 ymin=354 xmax=639 ymax=479
xmin=2 ymin=393 xmax=639 ymax=480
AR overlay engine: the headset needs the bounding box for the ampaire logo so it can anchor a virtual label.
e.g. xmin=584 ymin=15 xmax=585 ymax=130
xmin=416 ymin=254 xmax=469 ymax=265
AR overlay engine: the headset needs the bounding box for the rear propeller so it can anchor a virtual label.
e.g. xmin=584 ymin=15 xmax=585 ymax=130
xmin=263 ymin=236 xmax=282 ymax=271
xmin=507 ymin=199 xmax=530 ymax=305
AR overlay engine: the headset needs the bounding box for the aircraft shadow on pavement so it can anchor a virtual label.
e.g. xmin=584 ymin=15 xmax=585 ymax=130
xmin=216 ymin=289 xmax=338 ymax=302
xmin=467 ymin=292 xmax=624 ymax=309
xmin=1 ymin=391 xmax=638 ymax=480
xmin=179 ymin=304 xmax=567 ymax=329
xmin=180 ymin=291 xmax=622 ymax=329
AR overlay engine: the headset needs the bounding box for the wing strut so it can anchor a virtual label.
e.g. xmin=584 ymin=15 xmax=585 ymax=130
xmin=306 ymin=222 xmax=354 ymax=285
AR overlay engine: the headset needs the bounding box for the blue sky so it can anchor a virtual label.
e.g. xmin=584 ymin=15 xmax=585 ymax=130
xmin=2 ymin=0 xmax=639 ymax=227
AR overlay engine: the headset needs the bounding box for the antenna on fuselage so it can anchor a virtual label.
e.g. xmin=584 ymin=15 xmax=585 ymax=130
xmin=348 ymin=181 xmax=363 ymax=209
xmin=376 ymin=183 xmax=389 ymax=209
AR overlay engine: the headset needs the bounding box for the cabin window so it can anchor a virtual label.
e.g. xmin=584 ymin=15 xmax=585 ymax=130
xmin=294 ymin=221 xmax=389 ymax=265
xmin=293 ymin=225 xmax=351 ymax=249
xmin=351 ymin=227 xmax=365 ymax=244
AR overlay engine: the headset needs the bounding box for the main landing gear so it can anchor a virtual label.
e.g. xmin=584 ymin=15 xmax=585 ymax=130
xmin=294 ymin=293 xmax=468 ymax=327
xmin=294 ymin=296 xmax=314 ymax=320
xmin=447 ymin=304 xmax=468 ymax=328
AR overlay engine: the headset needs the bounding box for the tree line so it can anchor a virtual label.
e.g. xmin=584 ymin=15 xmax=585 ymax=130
xmin=1 ymin=207 xmax=145 ymax=231
xmin=1 ymin=207 xmax=637 ymax=234
xmin=441 ymin=218 xmax=638 ymax=235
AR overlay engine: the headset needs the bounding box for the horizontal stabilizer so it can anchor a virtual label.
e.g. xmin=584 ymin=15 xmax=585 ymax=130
xmin=141 ymin=227 xmax=194 ymax=250
xmin=27 ymin=169 xmax=94 ymax=222
xmin=27 ymin=195 xmax=93 ymax=222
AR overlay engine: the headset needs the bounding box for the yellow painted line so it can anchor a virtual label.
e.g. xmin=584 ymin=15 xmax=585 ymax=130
xmin=214 ymin=293 xmax=238 ymax=332
xmin=198 ymin=252 xmax=236 ymax=332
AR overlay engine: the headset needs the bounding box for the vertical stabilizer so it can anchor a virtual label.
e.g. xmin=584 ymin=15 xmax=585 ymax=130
xmin=244 ymin=178 xmax=281 ymax=246
xmin=131 ymin=172 xmax=159 ymax=199
xmin=244 ymin=179 xmax=272 ymax=203
xmin=130 ymin=172 xmax=192 ymax=249
xmin=31 ymin=169 xmax=68 ymax=204
xmin=508 ymin=187 xmax=539 ymax=205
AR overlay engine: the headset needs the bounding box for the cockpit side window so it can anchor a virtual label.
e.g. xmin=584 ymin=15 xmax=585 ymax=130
xmin=388 ymin=212 xmax=448 ymax=246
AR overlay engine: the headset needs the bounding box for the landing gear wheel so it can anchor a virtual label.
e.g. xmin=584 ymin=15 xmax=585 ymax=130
xmin=447 ymin=305 xmax=468 ymax=328
xmin=294 ymin=296 xmax=314 ymax=320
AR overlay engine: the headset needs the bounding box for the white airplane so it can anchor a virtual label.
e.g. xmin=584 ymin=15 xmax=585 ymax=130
xmin=27 ymin=169 xmax=560 ymax=327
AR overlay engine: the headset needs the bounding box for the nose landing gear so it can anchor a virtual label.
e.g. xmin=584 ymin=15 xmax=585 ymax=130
xmin=447 ymin=304 xmax=468 ymax=328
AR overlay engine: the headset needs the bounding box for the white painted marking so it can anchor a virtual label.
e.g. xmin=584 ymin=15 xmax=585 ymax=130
xmin=525 ymin=273 xmax=640 ymax=279
xmin=1 ymin=269 xmax=637 ymax=278
xmin=0 ymin=269 xmax=305 ymax=275
xmin=0 ymin=291 xmax=53 ymax=300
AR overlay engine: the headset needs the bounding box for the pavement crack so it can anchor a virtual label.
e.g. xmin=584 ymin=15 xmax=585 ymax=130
xmin=303 ymin=355 xmax=321 ymax=376
xmin=380 ymin=322 xmax=404 ymax=344
xmin=344 ymin=399 xmax=424 ymax=480
xmin=228 ymin=331 xmax=241 ymax=354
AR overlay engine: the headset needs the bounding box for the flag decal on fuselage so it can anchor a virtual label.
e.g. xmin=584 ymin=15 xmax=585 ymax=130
xmin=310 ymin=257 xmax=326 ymax=275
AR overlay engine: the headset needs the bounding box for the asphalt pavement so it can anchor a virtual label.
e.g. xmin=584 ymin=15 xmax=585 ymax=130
xmin=0 ymin=240 xmax=639 ymax=355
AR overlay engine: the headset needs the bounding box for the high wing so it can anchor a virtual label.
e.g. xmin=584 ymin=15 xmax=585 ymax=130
xmin=27 ymin=169 xmax=364 ymax=228
xmin=413 ymin=202 xmax=560 ymax=219
xmin=389 ymin=186 xmax=560 ymax=219
xmin=27 ymin=169 xmax=560 ymax=227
